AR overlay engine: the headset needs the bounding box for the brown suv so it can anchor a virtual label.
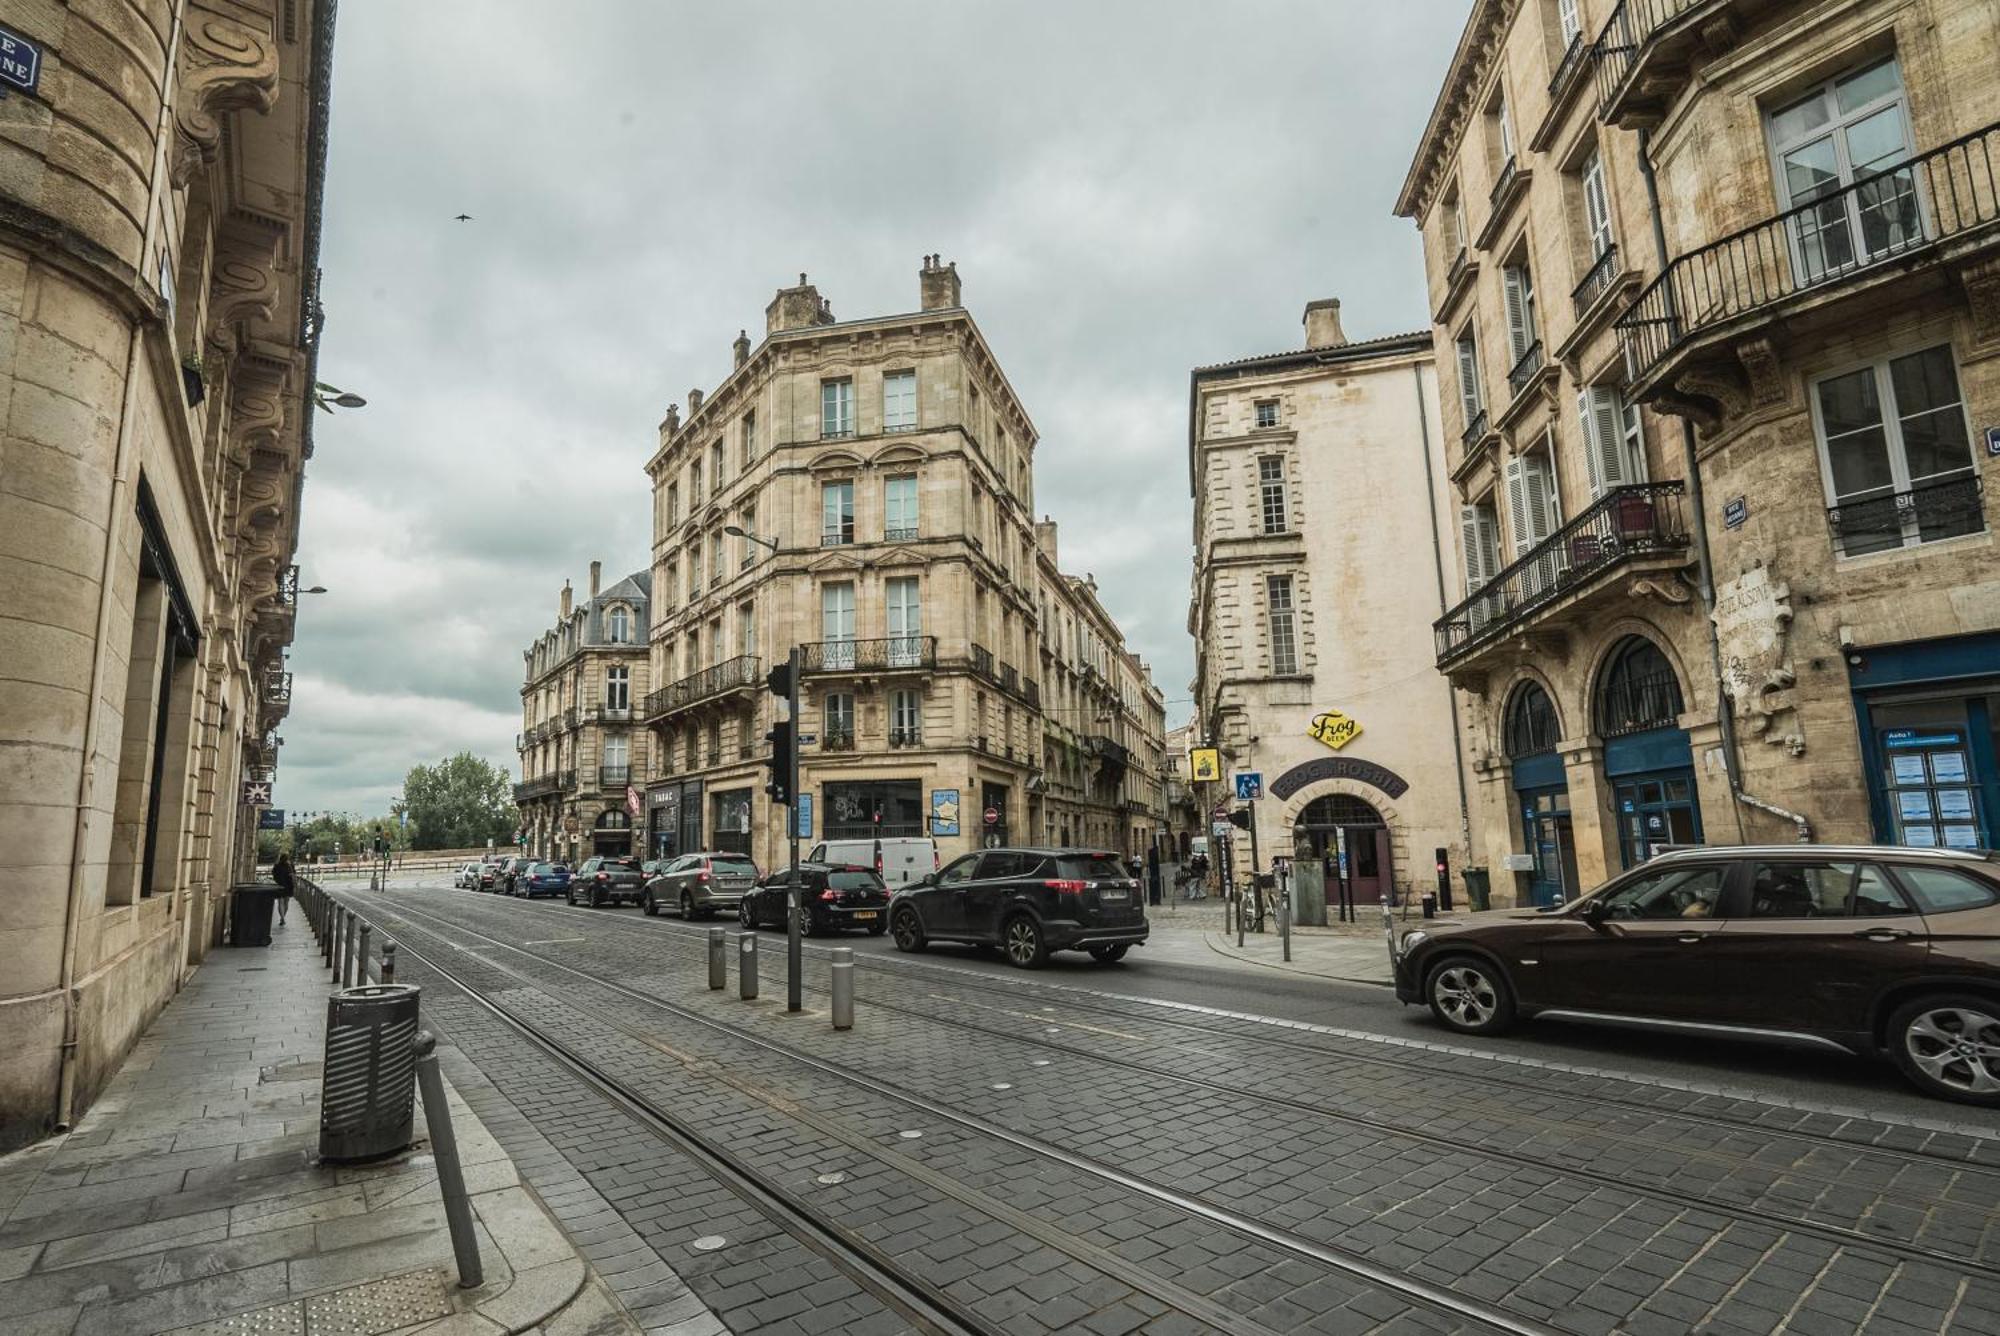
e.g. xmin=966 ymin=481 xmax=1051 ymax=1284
xmin=1392 ymin=846 xmax=2000 ymax=1105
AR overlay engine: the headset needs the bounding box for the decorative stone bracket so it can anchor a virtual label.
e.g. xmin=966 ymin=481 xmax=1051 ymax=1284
xmin=172 ymin=11 xmax=282 ymax=188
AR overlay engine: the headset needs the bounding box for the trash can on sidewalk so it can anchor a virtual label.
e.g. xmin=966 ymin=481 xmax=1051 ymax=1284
xmin=320 ymin=984 xmax=422 ymax=1162
xmin=1463 ymin=867 xmax=1491 ymax=912
xmin=227 ymin=884 xmax=282 ymax=946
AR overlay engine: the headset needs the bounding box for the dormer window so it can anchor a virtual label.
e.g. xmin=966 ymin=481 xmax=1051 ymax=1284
xmin=609 ymin=605 xmax=630 ymax=644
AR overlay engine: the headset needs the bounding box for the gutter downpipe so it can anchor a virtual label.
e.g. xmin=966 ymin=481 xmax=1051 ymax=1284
xmin=1411 ymin=361 xmax=1474 ymax=850
xmin=1635 ymin=127 xmax=1810 ymax=845
xmin=56 ymin=0 xmax=195 ymax=1132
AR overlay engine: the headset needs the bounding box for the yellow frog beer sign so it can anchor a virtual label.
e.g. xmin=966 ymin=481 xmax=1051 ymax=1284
xmin=1308 ymin=710 xmax=1362 ymax=751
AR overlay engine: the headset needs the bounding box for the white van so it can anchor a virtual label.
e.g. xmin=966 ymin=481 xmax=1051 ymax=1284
xmin=807 ymin=837 xmax=938 ymax=888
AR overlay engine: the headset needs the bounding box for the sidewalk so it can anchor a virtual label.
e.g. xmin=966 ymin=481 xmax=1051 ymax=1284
xmin=0 ymin=920 xmax=637 ymax=1336
xmin=1145 ymin=897 xmax=1529 ymax=985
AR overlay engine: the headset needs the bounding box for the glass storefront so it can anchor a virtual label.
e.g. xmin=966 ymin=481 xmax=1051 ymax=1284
xmin=823 ymin=780 xmax=924 ymax=839
xmin=1612 ymin=771 xmax=1701 ymax=865
xmin=1851 ymin=634 xmax=2000 ymax=849
xmin=710 ymin=788 xmax=752 ymax=856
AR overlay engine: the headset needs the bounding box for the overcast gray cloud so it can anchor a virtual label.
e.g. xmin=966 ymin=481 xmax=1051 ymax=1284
xmin=281 ymin=0 xmax=1465 ymax=817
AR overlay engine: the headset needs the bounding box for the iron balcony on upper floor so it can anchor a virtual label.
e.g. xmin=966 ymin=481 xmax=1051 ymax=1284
xmin=1617 ymin=121 xmax=2000 ymax=405
xmin=800 ymin=636 xmax=937 ymax=674
xmin=641 ymin=654 xmax=762 ymax=721
xmin=512 ymin=770 xmax=576 ymax=803
xmin=1434 ymin=482 xmax=1692 ymax=672
xmin=1593 ymin=0 xmax=1745 ymax=130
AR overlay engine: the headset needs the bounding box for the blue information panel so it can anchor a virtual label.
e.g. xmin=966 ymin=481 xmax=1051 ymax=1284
xmin=257 ymin=808 xmax=285 ymax=830
xmin=1234 ymin=772 xmax=1263 ymax=801
xmin=790 ymin=793 xmax=813 ymax=840
xmin=930 ymin=788 xmax=961 ymax=837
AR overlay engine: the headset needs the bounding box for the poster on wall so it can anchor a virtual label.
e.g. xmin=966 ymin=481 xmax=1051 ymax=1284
xmin=789 ymin=793 xmax=813 ymax=840
xmin=930 ymin=789 xmax=961 ymax=836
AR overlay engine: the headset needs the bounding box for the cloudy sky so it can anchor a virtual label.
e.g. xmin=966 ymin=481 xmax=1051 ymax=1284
xmin=281 ymin=1 xmax=1466 ymax=818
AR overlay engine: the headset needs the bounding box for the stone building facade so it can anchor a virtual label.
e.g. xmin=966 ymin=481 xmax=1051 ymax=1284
xmin=514 ymin=562 xmax=653 ymax=864
xmin=640 ymin=261 xmax=1165 ymax=870
xmin=1189 ymin=305 xmax=1471 ymax=910
xmin=0 ymin=2 xmax=336 ymax=1148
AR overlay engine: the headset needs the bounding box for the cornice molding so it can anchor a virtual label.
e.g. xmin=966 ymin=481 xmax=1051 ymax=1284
xmin=1394 ymin=0 xmax=1517 ymax=222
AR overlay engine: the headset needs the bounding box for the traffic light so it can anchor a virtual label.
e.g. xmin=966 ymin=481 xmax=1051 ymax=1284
xmin=766 ymin=661 xmax=796 ymax=700
xmin=764 ymin=719 xmax=794 ymax=805
xmin=1226 ymin=809 xmax=1252 ymax=831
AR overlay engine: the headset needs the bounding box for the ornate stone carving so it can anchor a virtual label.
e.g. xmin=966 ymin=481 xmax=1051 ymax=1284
xmin=172 ymin=10 xmax=282 ymax=187
xmin=1735 ymin=335 xmax=1788 ymax=409
xmin=1712 ymin=565 xmax=1804 ymax=754
xmin=1626 ymin=576 xmax=1692 ymax=606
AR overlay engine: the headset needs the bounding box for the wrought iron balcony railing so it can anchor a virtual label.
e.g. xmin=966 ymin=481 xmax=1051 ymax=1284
xmin=1445 ymin=247 xmax=1469 ymax=298
xmin=1460 ymin=407 xmax=1490 ymax=449
xmin=1598 ymin=671 xmax=1685 ymax=738
xmin=823 ymin=729 xmax=857 ymax=753
xmin=514 ymin=774 xmax=566 ymax=801
xmin=1024 ymin=679 xmax=1041 ymax=710
xmin=884 ymin=525 xmax=918 ymax=542
xmin=1506 ymin=340 xmax=1545 ymax=398
xmin=1593 ymin=0 xmax=1712 ymax=118
xmin=1489 ymin=156 xmax=1520 ymax=210
xmin=888 ymin=726 xmax=922 ymax=748
xmin=599 ymin=765 xmax=631 ymax=790
xmin=1547 ymin=31 xmax=1594 ymax=99
xmin=800 ymin=636 xmax=937 ymax=673
xmin=279 ymin=564 xmax=300 ymax=609
xmin=1000 ymin=663 xmax=1019 ymax=693
xmin=641 ymin=654 xmax=762 ymax=719
xmin=1572 ymin=243 xmax=1622 ymax=317
xmin=1827 ymin=472 xmax=1985 ymax=559
xmin=262 ymin=668 xmax=292 ymax=706
xmin=564 ymin=706 xmax=577 ymax=730
xmin=970 ymin=643 xmax=994 ymax=678
xmin=587 ymin=704 xmax=633 ymax=723
xmin=1434 ymin=482 xmax=1690 ymax=667
xmin=1618 ymin=122 xmax=2000 ymax=387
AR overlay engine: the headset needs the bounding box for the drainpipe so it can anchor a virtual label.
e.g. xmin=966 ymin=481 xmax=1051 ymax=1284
xmin=1412 ymin=362 xmax=1474 ymax=851
xmin=55 ymin=0 xmax=195 ymax=1132
xmin=1635 ymin=129 xmax=1811 ymax=845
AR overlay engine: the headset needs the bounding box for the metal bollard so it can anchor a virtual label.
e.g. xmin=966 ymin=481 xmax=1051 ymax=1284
xmin=412 ymin=1032 xmax=483 ymax=1289
xmin=325 ymin=903 xmax=338 ymax=967
xmin=738 ymin=932 xmax=758 ymax=1000
xmin=345 ymin=914 xmax=360 ymax=986
xmin=708 ymin=928 xmax=726 ymax=990
xmin=1237 ymin=890 xmax=1246 ymax=948
xmin=381 ymin=941 xmax=396 ymax=985
xmin=830 ymin=947 xmax=854 ymax=1031
xmin=1278 ymin=884 xmax=1292 ymax=963
xmin=331 ymin=905 xmax=344 ymax=975
xmin=357 ymin=924 xmax=372 ymax=986
xmin=1422 ymin=892 xmax=1438 ymax=920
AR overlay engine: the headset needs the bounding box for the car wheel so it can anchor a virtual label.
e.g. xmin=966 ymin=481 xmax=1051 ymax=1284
xmin=739 ymin=899 xmax=757 ymax=929
xmin=1887 ymin=995 xmax=2000 ymax=1106
xmin=643 ymin=892 xmax=658 ymax=917
xmin=588 ymin=885 xmax=602 ymax=909
xmin=680 ymin=891 xmax=695 ymax=920
xmin=1424 ymin=955 xmax=1516 ymax=1036
xmin=891 ymin=907 xmax=926 ymax=953
xmin=867 ymin=919 xmax=887 ymax=936
xmin=1003 ymin=916 xmax=1047 ymax=969
xmin=1088 ymin=944 xmax=1129 ymax=964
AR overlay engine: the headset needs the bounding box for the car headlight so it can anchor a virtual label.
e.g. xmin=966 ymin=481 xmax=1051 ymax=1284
xmin=1399 ymin=929 xmax=1430 ymax=956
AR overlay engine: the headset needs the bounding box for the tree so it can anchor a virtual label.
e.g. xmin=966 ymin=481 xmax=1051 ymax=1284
xmin=402 ymin=752 xmax=515 ymax=851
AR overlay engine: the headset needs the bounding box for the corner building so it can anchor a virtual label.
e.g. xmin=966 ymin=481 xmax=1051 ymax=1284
xmin=1189 ymin=303 xmax=1471 ymax=910
xmin=641 ymin=261 xmax=1165 ymax=868
xmin=1398 ymin=1 xmax=1727 ymax=907
xmin=0 ymin=2 xmax=336 ymax=1147
xmin=514 ymin=562 xmax=654 ymax=864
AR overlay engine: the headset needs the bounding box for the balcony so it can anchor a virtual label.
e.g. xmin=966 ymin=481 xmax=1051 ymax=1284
xmin=1476 ymin=157 xmax=1531 ymax=251
xmin=1593 ymin=0 xmax=1729 ymax=130
xmin=1827 ymin=472 xmax=1985 ymax=560
xmin=1436 ymin=247 xmax=1478 ymax=322
xmin=800 ymin=636 xmax=937 ymax=674
xmin=1572 ymin=244 xmax=1623 ymax=319
xmin=999 ymin=662 xmax=1019 ymax=693
xmin=970 ymin=643 xmax=994 ymax=678
xmin=563 ymin=706 xmax=577 ymax=730
xmin=1505 ymin=340 xmax=1546 ymax=400
xmin=262 ymin=668 xmax=292 ymax=706
xmin=514 ymin=773 xmax=567 ymax=802
xmin=884 ymin=526 xmax=918 ymax=543
xmin=823 ymin=729 xmax=857 ymax=753
xmin=278 ymin=564 xmax=300 ymax=609
xmin=1618 ymin=122 xmax=2000 ymax=405
xmin=888 ymin=726 xmax=922 ymax=749
xmin=641 ymin=654 xmax=762 ymax=720
xmin=588 ymin=704 xmax=634 ymax=723
xmin=1460 ymin=407 xmax=1490 ymax=451
xmin=599 ymin=764 xmax=631 ymax=790
xmin=1024 ymin=679 xmax=1041 ymax=710
xmin=1434 ymin=482 xmax=1691 ymax=671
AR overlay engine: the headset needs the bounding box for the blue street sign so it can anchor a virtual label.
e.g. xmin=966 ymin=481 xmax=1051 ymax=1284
xmin=796 ymin=733 xmax=818 ymax=745
xmin=0 ymin=25 xmax=42 ymax=98
xmin=257 ymin=809 xmax=286 ymax=830
xmin=1986 ymin=426 xmax=2000 ymax=457
xmin=1234 ymin=772 xmax=1263 ymax=801
xmin=1722 ymin=496 xmax=1748 ymax=529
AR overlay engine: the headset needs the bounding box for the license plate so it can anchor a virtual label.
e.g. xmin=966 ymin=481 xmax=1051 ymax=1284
xmin=1101 ymin=890 xmax=1129 ymax=903
xmin=852 ymin=911 xmax=877 ymax=920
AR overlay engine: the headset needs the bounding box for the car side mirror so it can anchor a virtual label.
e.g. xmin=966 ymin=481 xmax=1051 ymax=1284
xmin=1580 ymin=898 xmax=1612 ymax=929
xmin=914 ymin=874 xmax=935 ymax=888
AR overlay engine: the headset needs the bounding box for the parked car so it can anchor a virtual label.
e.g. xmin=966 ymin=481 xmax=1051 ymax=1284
xmin=889 ymin=848 xmax=1149 ymax=968
xmin=513 ymin=862 xmax=572 ymax=899
xmin=809 ymin=837 xmax=937 ymax=889
xmin=571 ymin=856 xmax=647 ymax=907
xmin=494 ymin=856 xmax=532 ymax=895
xmin=645 ymin=852 xmax=758 ymax=919
xmin=741 ymin=864 xmax=890 ymax=935
xmin=454 ymin=862 xmax=481 ymax=889
xmin=1391 ymin=845 xmax=2000 ymax=1105
xmin=476 ymin=863 xmax=499 ymax=892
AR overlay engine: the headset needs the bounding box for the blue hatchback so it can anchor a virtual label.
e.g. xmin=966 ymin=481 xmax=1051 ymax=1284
xmin=515 ymin=862 xmax=572 ymax=899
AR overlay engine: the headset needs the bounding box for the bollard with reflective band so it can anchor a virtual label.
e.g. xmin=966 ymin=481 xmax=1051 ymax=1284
xmin=381 ymin=941 xmax=396 ymax=985
xmin=738 ymin=932 xmax=758 ymax=1000
xmin=708 ymin=928 xmax=726 ymax=990
xmin=1279 ymin=880 xmax=1292 ymax=963
xmin=830 ymin=947 xmax=854 ymax=1031
xmin=357 ymin=924 xmax=371 ymax=986
xmin=412 ymin=1031 xmax=483 ymax=1289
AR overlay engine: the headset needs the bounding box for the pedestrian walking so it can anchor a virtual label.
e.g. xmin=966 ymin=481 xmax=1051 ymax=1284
xmin=271 ymin=852 xmax=294 ymax=925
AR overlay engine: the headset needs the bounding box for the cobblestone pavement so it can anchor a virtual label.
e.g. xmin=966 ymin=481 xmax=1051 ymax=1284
xmin=332 ymin=879 xmax=2000 ymax=1335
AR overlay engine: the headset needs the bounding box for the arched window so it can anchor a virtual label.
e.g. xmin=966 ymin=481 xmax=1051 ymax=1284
xmin=609 ymin=606 xmax=630 ymax=643
xmin=1295 ymin=794 xmax=1384 ymax=828
xmin=595 ymin=809 xmax=630 ymax=830
xmin=1504 ymin=681 xmax=1560 ymax=757
xmin=1596 ymin=637 xmax=1685 ymax=737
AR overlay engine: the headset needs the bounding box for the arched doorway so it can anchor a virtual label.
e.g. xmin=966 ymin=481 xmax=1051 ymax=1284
xmin=1293 ymin=794 xmax=1389 ymax=904
xmin=1596 ymin=636 xmax=1701 ymax=867
xmin=593 ymin=808 xmax=632 ymax=858
xmin=1506 ymin=681 xmax=1577 ymax=906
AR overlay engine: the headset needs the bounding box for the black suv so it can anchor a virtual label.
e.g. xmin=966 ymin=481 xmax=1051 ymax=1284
xmin=890 ymin=848 xmax=1148 ymax=968
xmin=570 ymin=856 xmax=646 ymax=908
xmin=740 ymin=863 xmax=890 ymax=935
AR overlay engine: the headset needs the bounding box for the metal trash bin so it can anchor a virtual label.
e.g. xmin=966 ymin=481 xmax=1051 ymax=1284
xmin=1462 ymin=867 xmax=1491 ymax=912
xmin=320 ymin=984 xmax=422 ymax=1162
xmin=228 ymin=884 xmax=281 ymax=946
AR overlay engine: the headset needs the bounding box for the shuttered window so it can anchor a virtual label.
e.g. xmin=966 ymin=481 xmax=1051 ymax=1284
xmin=1581 ymin=148 xmax=1613 ymax=259
xmin=1503 ymin=264 xmax=1538 ymax=363
xmin=1577 ymin=385 xmax=1647 ymax=494
xmin=1456 ymin=335 xmax=1484 ymax=421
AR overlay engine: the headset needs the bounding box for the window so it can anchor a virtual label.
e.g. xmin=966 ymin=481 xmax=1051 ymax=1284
xmin=1598 ymin=865 xmax=1726 ymax=920
xmin=1596 ymin=636 xmax=1684 ymax=737
xmin=1896 ymin=866 xmax=2000 ymax=914
xmin=1502 ymin=447 xmax=1561 ymax=588
xmin=821 ymin=378 xmax=854 ymax=438
xmin=1767 ymin=58 xmax=1916 ymax=286
xmin=1503 ymin=263 xmax=1538 ymax=365
xmin=1504 ymin=681 xmax=1560 ymax=757
xmin=825 ymin=692 xmax=855 ymax=746
xmin=710 ymin=531 xmax=725 ymax=584
xmin=1577 ymin=384 xmax=1646 ymax=494
xmin=887 ymin=576 xmax=922 ymax=666
xmin=1267 ymin=575 xmax=1298 ymax=676
xmin=967 ymin=384 xmax=982 ymax=442
xmin=689 ymin=460 xmax=702 ymax=505
xmin=1448 ymin=192 xmax=1468 ymax=259
xmin=603 ymin=733 xmax=628 ymax=770
xmin=737 ymin=509 xmax=756 ymax=567
xmin=1557 ymin=0 xmax=1581 ymax=44
xmin=605 ymin=667 xmax=630 ymax=712
xmin=741 ymin=410 xmax=756 ymax=469
xmin=1257 ymin=456 xmax=1289 ymax=534
xmin=1580 ymin=146 xmax=1613 ymax=260
xmin=688 ymin=541 xmax=702 ymax=598
xmin=1496 ymin=95 xmax=1516 ymax=164
xmin=1459 ymin=499 xmax=1503 ymax=610
xmin=884 ymin=475 xmax=918 ymax=541
xmin=737 ymin=603 xmax=755 ymax=658
xmin=821 ymin=481 xmax=854 ymax=546
xmin=1813 ymin=346 xmax=1979 ymax=556
xmin=709 ymin=617 xmax=723 ymax=665
xmin=1254 ymin=399 xmax=1279 ymax=429
xmin=710 ymin=440 xmax=724 ymax=490
xmin=883 ymin=370 xmax=917 ymax=432
xmin=891 ymin=688 xmax=921 ymax=746
xmin=608 ymin=606 xmax=630 ymax=643
xmin=821 ymin=582 xmax=855 ymax=668
xmin=1455 ymin=334 xmax=1485 ymax=427
xmin=666 ymin=483 xmax=679 ymax=528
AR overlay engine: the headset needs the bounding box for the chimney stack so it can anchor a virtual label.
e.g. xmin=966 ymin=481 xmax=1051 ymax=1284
xmin=1035 ymin=518 xmax=1058 ymax=565
xmin=1303 ymin=298 xmax=1347 ymax=349
xmin=733 ymin=329 xmax=750 ymax=369
xmin=662 ymin=403 xmax=681 ymax=437
xmin=560 ymin=579 xmax=572 ymax=619
xmin=687 ymin=387 xmax=704 ymax=416
xmin=589 ymin=560 xmax=602 ymax=597
xmin=920 ymin=254 xmax=962 ymax=311
xmin=766 ymin=273 xmax=831 ymax=333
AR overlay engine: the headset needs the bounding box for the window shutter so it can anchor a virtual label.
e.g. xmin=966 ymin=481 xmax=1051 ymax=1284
xmin=1582 ymin=151 xmax=1613 ymax=259
xmin=1524 ymin=453 xmax=1559 ymax=541
xmin=1558 ymin=0 xmax=1580 ymax=42
xmin=1576 ymin=388 xmax=1602 ymax=495
xmin=1503 ymin=457 xmax=1531 ymax=556
xmin=1620 ymin=398 xmax=1648 ymax=483
xmin=1459 ymin=505 xmax=1488 ymax=592
xmin=1504 ymin=268 xmax=1530 ymax=362
xmin=1457 ymin=338 xmax=1483 ymax=419
xmin=1580 ymin=386 xmax=1630 ymax=493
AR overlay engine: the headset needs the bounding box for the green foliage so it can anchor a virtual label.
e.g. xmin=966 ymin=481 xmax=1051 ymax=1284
xmin=258 ymin=811 xmax=409 ymax=863
xmin=401 ymin=751 xmax=515 ymax=851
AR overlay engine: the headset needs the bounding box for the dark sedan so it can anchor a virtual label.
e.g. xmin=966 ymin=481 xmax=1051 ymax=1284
xmin=513 ymin=862 xmax=571 ymax=899
xmin=571 ymin=856 xmax=646 ymax=907
xmin=740 ymin=864 xmax=890 ymax=936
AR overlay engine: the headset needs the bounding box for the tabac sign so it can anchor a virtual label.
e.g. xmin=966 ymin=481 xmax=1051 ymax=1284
xmin=1307 ymin=709 xmax=1362 ymax=751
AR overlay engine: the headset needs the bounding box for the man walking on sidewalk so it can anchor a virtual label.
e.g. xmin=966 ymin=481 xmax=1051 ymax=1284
xmin=272 ymin=851 xmax=294 ymax=925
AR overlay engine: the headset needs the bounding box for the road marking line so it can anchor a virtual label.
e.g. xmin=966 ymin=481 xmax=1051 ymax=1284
xmin=522 ymin=937 xmax=588 ymax=946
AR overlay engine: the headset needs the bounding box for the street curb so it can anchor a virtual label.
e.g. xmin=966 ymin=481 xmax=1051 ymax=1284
xmin=1198 ymin=931 xmax=1395 ymax=987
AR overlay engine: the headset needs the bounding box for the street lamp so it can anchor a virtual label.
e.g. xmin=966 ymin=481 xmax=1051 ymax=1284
xmin=304 ymin=585 xmax=328 ymax=595
xmin=312 ymin=381 xmax=368 ymax=413
xmin=723 ymin=524 xmax=779 ymax=553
